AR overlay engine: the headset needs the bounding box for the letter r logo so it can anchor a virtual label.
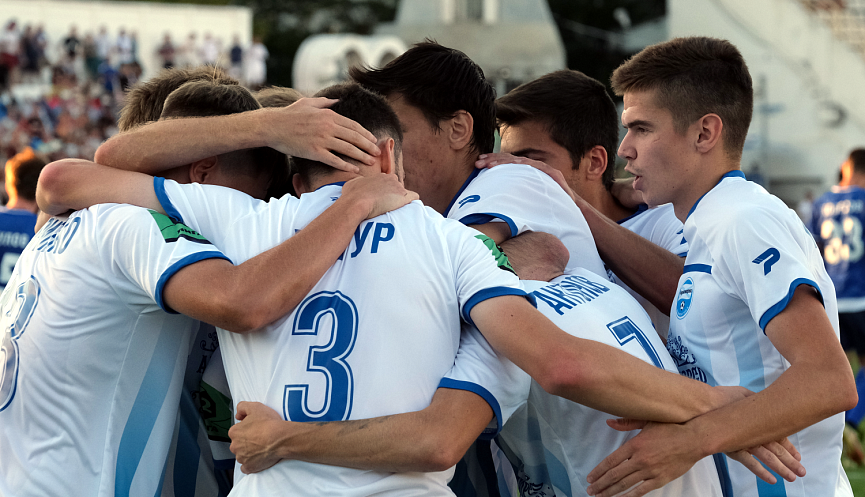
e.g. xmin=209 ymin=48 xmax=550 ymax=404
xmin=752 ymin=248 xmax=780 ymax=275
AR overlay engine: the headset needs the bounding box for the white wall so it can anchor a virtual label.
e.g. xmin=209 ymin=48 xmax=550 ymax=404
xmin=669 ymin=0 xmax=865 ymax=203
xmin=0 ymin=0 xmax=251 ymax=80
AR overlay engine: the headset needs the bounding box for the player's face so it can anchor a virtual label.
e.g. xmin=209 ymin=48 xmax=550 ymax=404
xmin=386 ymin=94 xmax=452 ymax=202
xmin=618 ymin=89 xmax=697 ymax=208
xmin=499 ymin=120 xmax=587 ymax=197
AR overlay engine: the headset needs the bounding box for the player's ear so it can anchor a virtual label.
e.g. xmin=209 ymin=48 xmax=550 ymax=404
xmin=188 ymin=156 xmax=219 ymax=184
xmin=582 ymin=145 xmax=608 ymax=182
xmin=695 ymin=114 xmax=723 ymax=154
xmin=378 ymin=138 xmax=396 ymax=176
xmin=447 ymin=110 xmax=473 ymax=152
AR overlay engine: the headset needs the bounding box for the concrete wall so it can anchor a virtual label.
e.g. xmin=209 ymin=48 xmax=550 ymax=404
xmin=0 ymin=0 xmax=251 ymax=80
xmin=669 ymin=0 xmax=865 ymax=203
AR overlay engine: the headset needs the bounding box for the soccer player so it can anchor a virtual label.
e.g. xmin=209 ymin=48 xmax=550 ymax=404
xmin=487 ymin=69 xmax=687 ymax=336
xmin=0 ymin=88 xmax=414 ymax=497
xmin=38 ymin=83 xmax=763 ymax=496
xmin=810 ymin=149 xmax=865 ymax=443
xmin=563 ymin=37 xmax=855 ymax=497
xmin=0 ymin=148 xmax=45 ymax=291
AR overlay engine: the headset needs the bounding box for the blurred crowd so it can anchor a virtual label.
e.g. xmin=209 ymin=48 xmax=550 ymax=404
xmin=0 ymin=18 xmax=270 ymax=168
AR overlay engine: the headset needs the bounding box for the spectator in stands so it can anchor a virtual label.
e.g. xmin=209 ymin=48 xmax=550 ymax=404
xmin=229 ymin=35 xmax=243 ymax=79
xmin=200 ymin=32 xmax=220 ymax=66
xmin=95 ymin=26 xmax=111 ymax=68
xmin=115 ymin=28 xmax=134 ymax=66
xmin=158 ymin=33 xmax=176 ymax=69
xmin=83 ymin=33 xmax=100 ymax=80
xmin=179 ymin=32 xmax=199 ymax=68
xmin=0 ymin=20 xmax=21 ymax=90
xmin=243 ymin=36 xmax=268 ymax=90
xmin=61 ymin=26 xmax=80 ymax=64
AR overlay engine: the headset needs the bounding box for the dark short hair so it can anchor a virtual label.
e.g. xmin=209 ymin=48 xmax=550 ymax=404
xmin=118 ymin=66 xmax=238 ymax=131
xmin=8 ymin=157 xmax=46 ymax=201
xmin=349 ymin=40 xmax=495 ymax=155
xmin=292 ymin=83 xmax=402 ymax=182
xmin=611 ymin=36 xmax=753 ymax=161
xmin=497 ymin=70 xmax=619 ymax=190
xmin=254 ymin=86 xmax=305 ymax=108
xmin=850 ymin=149 xmax=865 ymax=174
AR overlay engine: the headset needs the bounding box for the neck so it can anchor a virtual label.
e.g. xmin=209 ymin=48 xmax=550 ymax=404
xmin=422 ymin=158 xmax=476 ymax=215
xmin=673 ymin=164 xmax=739 ymax=222
xmin=6 ymin=197 xmax=38 ymax=214
xmin=584 ymin=184 xmax=633 ymax=222
xmin=847 ymin=173 xmax=865 ymax=190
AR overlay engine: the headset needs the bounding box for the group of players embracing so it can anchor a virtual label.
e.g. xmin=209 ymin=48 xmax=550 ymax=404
xmin=0 ymin=35 xmax=855 ymax=497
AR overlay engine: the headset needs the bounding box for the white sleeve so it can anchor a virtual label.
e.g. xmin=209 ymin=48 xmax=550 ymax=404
xmin=440 ymin=324 xmax=530 ymax=438
xmin=709 ymin=206 xmax=825 ymax=331
xmin=97 ymin=204 xmax=230 ymax=312
xmin=644 ymin=204 xmax=688 ymax=256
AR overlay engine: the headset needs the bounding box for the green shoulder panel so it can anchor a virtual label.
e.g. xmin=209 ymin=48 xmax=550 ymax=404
xmin=148 ymin=210 xmax=210 ymax=244
xmin=474 ymin=234 xmax=516 ymax=274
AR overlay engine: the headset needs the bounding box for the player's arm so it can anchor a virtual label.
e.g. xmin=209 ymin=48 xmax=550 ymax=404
xmin=586 ymin=286 xmax=855 ymax=497
xmin=229 ymin=388 xmax=493 ymax=474
xmin=476 ymin=153 xmax=683 ymax=313
xmin=94 ymin=97 xmax=380 ymax=174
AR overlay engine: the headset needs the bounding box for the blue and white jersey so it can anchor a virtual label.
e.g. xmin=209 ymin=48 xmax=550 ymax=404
xmin=668 ymin=171 xmax=851 ymax=497
xmin=493 ymin=272 xmax=722 ymax=497
xmin=155 ymin=178 xmax=532 ymax=497
xmin=445 ymin=164 xmax=607 ymax=279
xmin=614 ymin=203 xmax=687 ymax=338
xmin=0 ymin=207 xmax=37 ymax=292
xmin=0 ymin=204 xmax=228 ymax=497
xmin=810 ymin=185 xmax=865 ymax=312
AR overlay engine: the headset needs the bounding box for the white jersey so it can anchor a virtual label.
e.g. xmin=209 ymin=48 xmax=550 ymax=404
xmin=445 ymin=164 xmax=607 ymax=278
xmin=0 ymin=205 xmax=229 ymax=497
xmin=155 ymin=178 xmax=532 ymax=497
xmin=614 ymin=203 xmax=688 ymax=337
xmin=493 ymin=272 xmax=722 ymax=497
xmin=667 ymin=171 xmax=852 ymax=497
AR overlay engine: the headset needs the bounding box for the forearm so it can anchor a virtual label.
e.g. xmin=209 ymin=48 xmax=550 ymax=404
xmin=577 ymin=197 xmax=682 ymax=313
xmin=94 ymin=110 xmax=269 ymax=173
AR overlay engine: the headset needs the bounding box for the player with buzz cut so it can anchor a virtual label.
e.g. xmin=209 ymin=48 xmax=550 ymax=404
xmin=0 ymin=83 xmax=415 ymax=496
xmin=482 ymin=68 xmax=687 ymax=337
xmin=38 ymin=82 xmax=788 ymax=496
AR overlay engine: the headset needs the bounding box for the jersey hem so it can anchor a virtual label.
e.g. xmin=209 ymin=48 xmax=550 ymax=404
xmin=758 ymin=278 xmax=823 ymax=332
xmin=462 ymin=287 xmax=536 ymax=326
xmin=438 ymin=378 xmax=504 ymax=438
xmin=155 ymin=251 xmax=231 ymax=313
xmin=458 ymin=213 xmax=518 ymax=238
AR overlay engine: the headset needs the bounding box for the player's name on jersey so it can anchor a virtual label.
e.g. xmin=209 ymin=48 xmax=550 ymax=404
xmin=821 ymin=198 xmax=865 ymax=217
xmin=530 ymin=275 xmax=611 ymax=316
xmin=0 ymin=231 xmax=30 ymax=249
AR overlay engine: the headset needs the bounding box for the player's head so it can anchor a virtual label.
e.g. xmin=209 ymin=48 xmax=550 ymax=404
xmin=612 ymin=37 xmax=753 ymax=207
xmin=500 ymin=232 xmax=569 ymax=282
xmin=118 ymin=66 xmax=238 ymax=131
xmin=841 ymin=148 xmax=865 ymax=185
xmin=350 ymin=41 xmax=495 ymax=204
xmin=497 ymin=70 xmax=619 ymax=195
xmin=291 ymin=83 xmax=403 ymax=192
xmin=161 ymin=80 xmax=282 ymax=199
xmin=5 ymin=147 xmax=46 ymax=209
xmin=254 ymin=86 xmax=305 ymax=108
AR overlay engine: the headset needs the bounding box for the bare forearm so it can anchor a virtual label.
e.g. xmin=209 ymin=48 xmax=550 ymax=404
xmin=95 ymin=111 xmax=268 ymax=172
xmin=577 ymin=197 xmax=682 ymax=313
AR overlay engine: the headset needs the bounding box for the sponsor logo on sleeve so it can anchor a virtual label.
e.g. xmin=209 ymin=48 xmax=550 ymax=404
xmin=752 ymin=248 xmax=780 ymax=275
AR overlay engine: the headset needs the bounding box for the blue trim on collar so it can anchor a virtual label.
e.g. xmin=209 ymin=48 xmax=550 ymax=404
xmin=315 ymin=181 xmax=346 ymax=192
xmin=685 ymin=170 xmax=746 ymax=221
xmin=617 ymin=204 xmax=649 ymax=225
xmin=153 ymin=177 xmax=185 ymax=224
xmin=446 ymin=168 xmax=482 ymax=217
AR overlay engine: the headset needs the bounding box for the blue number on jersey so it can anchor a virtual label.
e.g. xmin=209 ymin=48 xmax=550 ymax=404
xmin=607 ymin=317 xmax=663 ymax=368
xmin=284 ymin=291 xmax=358 ymax=422
xmin=0 ymin=276 xmax=41 ymax=411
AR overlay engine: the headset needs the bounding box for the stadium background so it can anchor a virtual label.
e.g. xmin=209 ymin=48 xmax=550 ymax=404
xmin=2 ymin=0 xmax=865 ymax=493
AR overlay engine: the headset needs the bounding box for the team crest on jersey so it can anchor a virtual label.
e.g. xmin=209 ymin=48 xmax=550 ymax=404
xmin=675 ymin=278 xmax=694 ymax=319
xmin=148 ymin=210 xmax=210 ymax=244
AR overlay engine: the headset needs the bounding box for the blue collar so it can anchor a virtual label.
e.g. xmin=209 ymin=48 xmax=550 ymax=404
xmin=685 ymin=170 xmax=746 ymax=221
xmin=617 ymin=203 xmax=649 ymax=224
xmin=314 ymin=181 xmax=346 ymax=192
xmin=445 ymin=168 xmax=482 ymax=216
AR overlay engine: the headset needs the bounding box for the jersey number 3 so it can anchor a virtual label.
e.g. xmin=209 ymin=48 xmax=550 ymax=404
xmin=284 ymin=291 xmax=358 ymax=422
xmin=0 ymin=277 xmax=40 ymax=411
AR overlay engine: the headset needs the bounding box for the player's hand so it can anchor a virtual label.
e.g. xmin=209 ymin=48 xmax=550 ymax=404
xmin=611 ymin=177 xmax=645 ymax=209
xmin=229 ymin=401 xmax=287 ymax=474
xmin=726 ymin=438 xmax=804 ymax=484
xmin=587 ymin=421 xmax=702 ymax=497
xmin=475 ymin=153 xmax=578 ymax=204
xmin=265 ymin=97 xmax=381 ymax=173
xmin=342 ymin=173 xmax=419 ymax=219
